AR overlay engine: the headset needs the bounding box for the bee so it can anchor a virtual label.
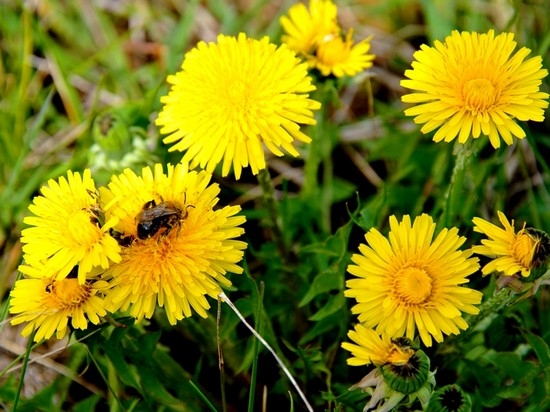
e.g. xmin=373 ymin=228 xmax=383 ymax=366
xmin=135 ymin=199 xmax=186 ymax=240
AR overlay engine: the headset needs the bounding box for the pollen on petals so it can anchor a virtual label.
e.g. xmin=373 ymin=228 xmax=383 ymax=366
xmin=100 ymin=163 xmax=247 ymax=324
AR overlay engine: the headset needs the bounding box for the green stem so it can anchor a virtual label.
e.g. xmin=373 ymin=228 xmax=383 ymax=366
xmin=302 ymin=80 xmax=335 ymax=232
xmin=247 ymin=281 xmax=265 ymax=412
xmin=439 ymin=287 xmax=518 ymax=355
xmin=302 ymin=120 xmax=323 ymax=201
xmin=464 ymin=287 xmax=517 ymax=335
xmin=13 ymin=331 xmax=36 ymax=412
xmin=217 ymin=298 xmax=227 ymax=412
xmin=441 ymin=140 xmax=478 ymax=227
xmin=257 ymin=168 xmax=288 ymax=261
xmin=321 ymin=142 xmax=333 ymax=233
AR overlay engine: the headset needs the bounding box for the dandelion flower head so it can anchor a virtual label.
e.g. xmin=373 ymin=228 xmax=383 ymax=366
xmin=345 ymin=214 xmax=482 ymax=347
xmin=472 ymin=211 xmax=542 ymax=277
xmin=156 ymin=33 xmax=321 ymax=179
xmin=281 ymin=0 xmax=375 ymax=77
xmin=280 ymin=0 xmax=339 ymax=54
xmin=10 ymin=264 xmax=110 ymax=342
xmin=20 ymin=169 xmax=121 ymax=283
xmin=401 ymin=30 xmax=549 ymax=148
xmin=100 ymin=163 xmax=247 ymax=324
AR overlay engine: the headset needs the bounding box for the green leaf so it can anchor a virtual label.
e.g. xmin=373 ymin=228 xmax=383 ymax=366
xmin=299 ymin=221 xmax=352 ymax=306
xmin=298 ymin=264 xmax=344 ymax=307
xmin=102 ymin=340 xmax=141 ymax=391
xmin=522 ymin=329 xmax=550 ymax=367
xmin=72 ymin=395 xmax=101 ymax=412
xmin=299 ymin=312 xmax=345 ymax=345
xmin=309 ymin=294 xmax=346 ymax=322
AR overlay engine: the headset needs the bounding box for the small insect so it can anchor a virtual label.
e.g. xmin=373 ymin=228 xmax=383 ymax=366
xmin=110 ymin=228 xmax=135 ymax=247
xmin=135 ymin=199 xmax=185 ymax=240
xmin=86 ymin=189 xmax=103 ymax=226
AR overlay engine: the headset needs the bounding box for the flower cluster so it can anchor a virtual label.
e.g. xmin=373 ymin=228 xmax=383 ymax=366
xmin=341 ymin=212 xmax=548 ymax=410
xmin=11 ymin=164 xmax=246 ymax=341
xmin=280 ymin=0 xmax=375 ymax=77
xmin=8 ymin=3 xmax=550 ymax=411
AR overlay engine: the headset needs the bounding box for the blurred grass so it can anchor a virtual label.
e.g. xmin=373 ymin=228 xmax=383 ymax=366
xmin=0 ymin=0 xmax=549 ymax=411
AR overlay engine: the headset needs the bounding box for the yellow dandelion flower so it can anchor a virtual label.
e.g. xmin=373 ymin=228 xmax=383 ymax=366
xmin=345 ymin=214 xmax=482 ymax=347
xmin=281 ymin=0 xmax=375 ymax=78
xmin=472 ymin=211 xmax=541 ymax=277
xmin=155 ymin=33 xmax=321 ymax=180
xmin=342 ymin=324 xmax=414 ymax=367
xmin=280 ymin=0 xmax=340 ymax=55
xmin=10 ymin=265 xmax=110 ymax=342
xmin=401 ymin=30 xmax=549 ymax=148
xmin=314 ymin=30 xmax=375 ymax=78
xmin=100 ymin=163 xmax=247 ymax=324
xmin=21 ymin=170 xmax=121 ymax=283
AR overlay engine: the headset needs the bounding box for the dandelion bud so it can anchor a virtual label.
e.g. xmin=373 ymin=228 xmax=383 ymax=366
xmin=380 ymin=340 xmax=431 ymax=394
xmin=426 ymin=384 xmax=472 ymax=412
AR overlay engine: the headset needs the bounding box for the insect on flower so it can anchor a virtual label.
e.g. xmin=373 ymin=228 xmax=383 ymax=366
xmin=136 ymin=198 xmax=192 ymax=240
xmin=110 ymin=229 xmax=135 ymax=247
xmin=86 ymin=189 xmax=104 ymax=226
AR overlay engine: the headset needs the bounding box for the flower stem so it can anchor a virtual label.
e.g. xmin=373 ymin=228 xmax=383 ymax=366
xmin=257 ymin=167 xmax=288 ymax=261
xmin=12 ymin=330 xmax=36 ymax=411
xmin=302 ymin=80 xmax=336 ymax=233
xmin=439 ymin=287 xmax=518 ymax=355
xmin=441 ymin=140 xmax=478 ymax=227
xmin=247 ymin=281 xmax=265 ymax=412
xmin=465 ymin=287 xmax=517 ymax=334
xmin=217 ymin=298 xmax=227 ymax=412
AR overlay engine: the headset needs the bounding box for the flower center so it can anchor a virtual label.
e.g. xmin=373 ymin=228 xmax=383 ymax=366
xmin=219 ymin=77 xmax=262 ymax=132
xmin=513 ymin=231 xmax=536 ymax=270
xmin=316 ymin=36 xmax=350 ymax=65
xmin=463 ymin=78 xmax=497 ymax=114
xmin=46 ymin=278 xmax=91 ymax=310
xmin=394 ymin=266 xmax=432 ymax=305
